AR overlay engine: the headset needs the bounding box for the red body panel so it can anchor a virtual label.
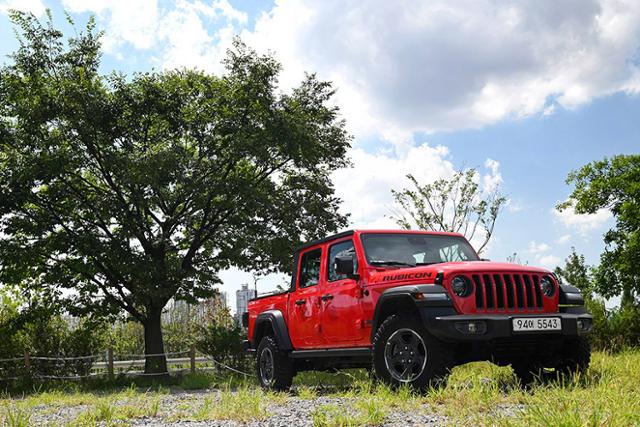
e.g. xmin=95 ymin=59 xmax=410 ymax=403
xmin=247 ymin=230 xmax=560 ymax=350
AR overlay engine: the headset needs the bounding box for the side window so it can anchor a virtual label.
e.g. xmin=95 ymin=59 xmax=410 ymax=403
xmin=299 ymin=248 xmax=322 ymax=288
xmin=328 ymin=240 xmax=357 ymax=282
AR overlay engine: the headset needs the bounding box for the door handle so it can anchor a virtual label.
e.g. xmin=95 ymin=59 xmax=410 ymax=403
xmin=321 ymin=294 xmax=334 ymax=301
xmin=295 ymin=299 xmax=306 ymax=305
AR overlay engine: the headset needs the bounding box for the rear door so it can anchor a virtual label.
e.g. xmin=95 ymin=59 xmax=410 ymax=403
xmin=320 ymin=238 xmax=366 ymax=344
xmin=287 ymin=247 xmax=326 ymax=349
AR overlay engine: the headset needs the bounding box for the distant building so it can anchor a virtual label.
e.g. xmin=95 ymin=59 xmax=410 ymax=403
xmin=162 ymin=291 xmax=229 ymax=324
xmin=235 ymin=283 xmax=256 ymax=324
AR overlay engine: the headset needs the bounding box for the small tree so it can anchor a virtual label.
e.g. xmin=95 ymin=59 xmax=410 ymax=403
xmin=506 ymin=252 xmax=527 ymax=265
xmin=390 ymin=169 xmax=506 ymax=253
xmin=0 ymin=13 xmax=350 ymax=373
xmin=554 ymin=247 xmax=592 ymax=296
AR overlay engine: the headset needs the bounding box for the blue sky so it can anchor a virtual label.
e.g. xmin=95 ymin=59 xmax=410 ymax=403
xmin=1 ymin=0 xmax=639 ymax=308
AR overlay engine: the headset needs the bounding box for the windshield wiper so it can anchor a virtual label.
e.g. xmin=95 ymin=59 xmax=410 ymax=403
xmin=369 ymin=260 xmax=416 ymax=267
xmin=415 ymin=262 xmax=442 ymax=266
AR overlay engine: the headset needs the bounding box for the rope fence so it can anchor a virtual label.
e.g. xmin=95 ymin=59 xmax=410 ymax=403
xmin=0 ymin=347 xmax=253 ymax=382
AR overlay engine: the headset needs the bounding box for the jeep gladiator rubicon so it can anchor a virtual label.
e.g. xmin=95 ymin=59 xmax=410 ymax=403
xmin=244 ymin=230 xmax=592 ymax=391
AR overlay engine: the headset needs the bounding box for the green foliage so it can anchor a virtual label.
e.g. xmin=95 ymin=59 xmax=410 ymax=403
xmin=197 ymin=321 xmax=248 ymax=370
xmin=0 ymin=12 xmax=350 ymax=372
xmin=559 ymin=154 xmax=640 ymax=305
xmin=391 ymin=169 xmax=506 ymax=253
xmin=0 ymin=289 xmax=107 ymax=380
xmin=554 ymin=247 xmax=592 ymax=294
xmin=554 ymin=247 xmax=639 ymax=350
xmin=605 ymin=304 xmax=640 ymax=351
xmin=179 ymin=372 xmax=216 ymax=390
xmin=1 ymin=405 xmax=31 ymax=427
xmin=108 ymin=321 xmax=144 ymax=356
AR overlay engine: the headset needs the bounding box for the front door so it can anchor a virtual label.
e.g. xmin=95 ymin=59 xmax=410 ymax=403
xmin=288 ymin=247 xmax=325 ymax=349
xmin=320 ymin=239 xmax=365 ymax=344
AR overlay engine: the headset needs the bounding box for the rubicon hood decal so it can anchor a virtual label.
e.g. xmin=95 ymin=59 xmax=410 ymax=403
xmin=382 ymin=271 xmax=432 ymax=281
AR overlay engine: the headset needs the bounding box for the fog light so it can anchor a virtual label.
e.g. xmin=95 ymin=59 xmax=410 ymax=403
xmin=455 ymin=321 xmax=487 ymax=335
xmin=577 ymin=319 xmax=591 ymax=331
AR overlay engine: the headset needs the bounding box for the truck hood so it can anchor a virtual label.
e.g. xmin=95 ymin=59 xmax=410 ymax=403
xmin=368 ymin=261 xmax=551 ymax=285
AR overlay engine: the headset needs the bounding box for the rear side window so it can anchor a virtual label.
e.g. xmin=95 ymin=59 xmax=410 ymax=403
xmin=299 ymin=248 xmax=322 ymax=288
xmin=327 ymin=240 xmax=357 ymax=282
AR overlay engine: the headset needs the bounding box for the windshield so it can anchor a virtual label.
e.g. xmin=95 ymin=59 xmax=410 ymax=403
xmin=360 ymin=233 xmax=479 ymax=266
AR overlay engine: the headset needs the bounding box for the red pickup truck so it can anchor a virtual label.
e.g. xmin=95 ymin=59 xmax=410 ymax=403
xmin=244 ymin=230 xmax=592 ymax=391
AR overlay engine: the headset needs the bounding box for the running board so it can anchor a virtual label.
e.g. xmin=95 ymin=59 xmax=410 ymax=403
xmin=289 ymin=347 xmax=372 ymax=359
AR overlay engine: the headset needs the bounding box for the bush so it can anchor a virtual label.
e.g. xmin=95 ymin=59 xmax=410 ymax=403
xmin=585 ymin=297 xmax=640 ymax=352
xmin=108 ymin=321 xmax=144 ymax=357
xmin=197 ymin=323 xmax=250 ymax=371
xmin=607 ymin=304 xmax=640 ymax=351
xmin=584 ymin=297 xmax=610 ymax=351
xmin=0 ymin=289 xmax=108 ymax=381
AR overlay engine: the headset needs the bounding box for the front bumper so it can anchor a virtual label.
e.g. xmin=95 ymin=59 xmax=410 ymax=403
xmin=423 ymin=311 xmax=593 ymax=343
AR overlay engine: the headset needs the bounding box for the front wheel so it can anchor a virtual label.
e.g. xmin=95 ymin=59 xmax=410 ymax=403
xmin=256 ymin=336 xmax=293 ymax=391
xmin=512 ymin=337 xmax=591 ymax=386
xmin=372 ymin=314 xmax=452 ymax=391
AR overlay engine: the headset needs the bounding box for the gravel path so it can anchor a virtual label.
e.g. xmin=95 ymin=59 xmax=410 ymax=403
xmin=23 ymin=388 xmax=452 ymax=426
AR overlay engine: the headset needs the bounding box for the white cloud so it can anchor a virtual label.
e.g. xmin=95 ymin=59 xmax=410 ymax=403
xmin=505 ymin=199 xmax=524 ymax=213
xmin=482 ymin=158 xmax=503 ymax=193
xmin=0 ymin=0 xmax=45 ymax=16
xmin=556 ymin=234 xmax=571 ymax=244
xmin=332 ymin=143 xmax=455 ymax=230
xmin=528 ymin=241 xmax=550 ymax=254
xmin=552 ymin=203 xmax=613 ymax=235
xmin=62 ymin=0 xmax=159 ymax=52
xmin=54 ymin=0 xmax=640 ymax=138
xmin=539 ymin=254 xmax=561 ymax=268
xmin=61 ymin=0 xmax=246 ymax=63
xmin=242 ymin=0 xmax=640 ymax=136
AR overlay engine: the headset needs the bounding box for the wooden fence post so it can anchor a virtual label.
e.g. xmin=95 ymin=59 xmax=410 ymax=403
xmin=23 ymin=350 xmax=30 ymax=379
xmin=107 ymin=348 xmax=114 ymax=380
xmin=190 ymin=346 xmax=196 ymax=374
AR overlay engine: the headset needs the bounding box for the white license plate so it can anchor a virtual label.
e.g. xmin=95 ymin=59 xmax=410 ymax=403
xmin=512 ymin=317 xmax=561 ymax=332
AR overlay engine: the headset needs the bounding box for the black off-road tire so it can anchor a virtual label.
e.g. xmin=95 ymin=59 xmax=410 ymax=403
xmin=511 ymin=360 xmax=544 ymax=386
xmin=557 ymin=336 xmax=591 ymax=377
xmin=512 ymin=337 xmax=591 ymax=386
xmin=372 ymin=314 xmax=453 ymax=391
xmin=256 ymin=336 xmax=293 ymax=391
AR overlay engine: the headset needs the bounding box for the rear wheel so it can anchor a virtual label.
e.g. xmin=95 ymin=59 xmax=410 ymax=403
xmin=373 ymin=314 xmax=452 ymax=391
xmin=256 ymin=336 xmax=293 ymax=391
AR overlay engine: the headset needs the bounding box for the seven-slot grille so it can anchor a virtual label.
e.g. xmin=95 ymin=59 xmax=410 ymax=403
xmin=472 ymin=273 xmax=545 ymax=312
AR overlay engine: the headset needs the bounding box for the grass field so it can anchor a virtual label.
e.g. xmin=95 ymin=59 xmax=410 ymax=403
xmin=1 ymin=350 xmax=639 ymax=426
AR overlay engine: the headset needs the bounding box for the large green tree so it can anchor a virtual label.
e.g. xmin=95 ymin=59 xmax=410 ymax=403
xmin=558 ymin=154 xmax=640 ymax=307
xmin=0 ymin=13 xmax=350 ymax=373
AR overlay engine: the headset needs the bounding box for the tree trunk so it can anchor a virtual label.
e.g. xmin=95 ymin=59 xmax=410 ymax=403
xmin=621 ymin=287 xmax=634 ymax=308
xmin=143 ymin=311 xmax=168 ymax=374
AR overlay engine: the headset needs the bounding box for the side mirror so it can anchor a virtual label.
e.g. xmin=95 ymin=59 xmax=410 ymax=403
xmin=335 ymin=255 xmax=358 ymax=278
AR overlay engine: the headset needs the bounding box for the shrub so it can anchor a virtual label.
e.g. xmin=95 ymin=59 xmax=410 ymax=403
xmin=0 ymin=289 xmax=108 ymax=381
xmin=197 ymin=323 xmax=250 ymax=371
xmin=607 ymin=304 xmax=640 ymax=351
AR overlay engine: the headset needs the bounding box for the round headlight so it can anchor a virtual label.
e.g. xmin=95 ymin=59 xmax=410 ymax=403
xmin=540 ymin=275 xmax=555 ymax=297
xmin=451 ymin=276 xmax=472 ymax=297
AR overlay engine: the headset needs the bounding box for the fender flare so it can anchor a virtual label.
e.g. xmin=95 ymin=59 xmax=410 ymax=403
xmin=253 ymin=309 xmax=293 ymax=351
xmin=370 ymin=284 xmax=453 ymax=341
xmin=559 ymin=284 xmax=585 ymax=306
